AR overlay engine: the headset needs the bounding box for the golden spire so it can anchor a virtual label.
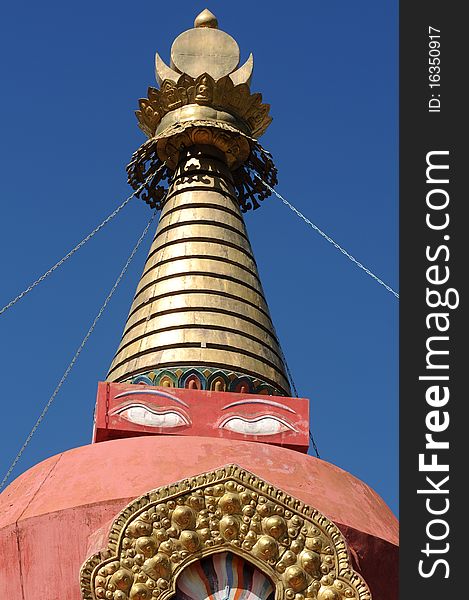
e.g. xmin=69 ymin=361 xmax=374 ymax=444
xmin=106 ymin=12 xmax=291 ymax=396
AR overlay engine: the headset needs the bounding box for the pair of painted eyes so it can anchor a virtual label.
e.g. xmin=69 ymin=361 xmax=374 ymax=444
xmin=115 ymin=404 xmax=295 ymax=436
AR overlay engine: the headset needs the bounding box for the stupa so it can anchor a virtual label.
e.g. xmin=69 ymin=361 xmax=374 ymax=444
xmin=0 ymin=10 xmax=398 ymax=600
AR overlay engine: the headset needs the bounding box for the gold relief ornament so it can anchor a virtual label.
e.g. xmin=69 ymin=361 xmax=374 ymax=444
xmin=135 ymin=74 xmax=272 ymax=140
xmin=126 ymin=121 xmax=277 ymax=212
xmin=80 ymin=465 xmax=371 ymax=600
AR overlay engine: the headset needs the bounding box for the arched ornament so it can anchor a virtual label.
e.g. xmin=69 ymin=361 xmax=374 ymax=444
xmin=80 ymin=465 xmax=371 ymax=600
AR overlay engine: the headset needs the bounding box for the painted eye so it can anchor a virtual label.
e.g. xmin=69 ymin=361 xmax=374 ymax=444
xmin=219 ymin=416 xmax=296 ymax=436
xmin=115 ymin=404 xmax=189 ymax=428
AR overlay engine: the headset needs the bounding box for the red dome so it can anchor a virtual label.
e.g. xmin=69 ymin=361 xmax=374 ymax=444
xmin=0 ymin=436 xmax=397 ymax=599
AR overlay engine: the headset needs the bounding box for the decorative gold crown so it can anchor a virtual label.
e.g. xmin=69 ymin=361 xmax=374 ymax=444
xmin=126 ymin=11 xmax=278 ymax=212
xmin=136 ymin=73 xmax=272 ymax=140
xmin=80 ymin=466 xmax=372 ymax=600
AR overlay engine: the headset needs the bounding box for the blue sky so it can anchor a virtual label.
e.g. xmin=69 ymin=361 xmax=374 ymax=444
xmin=0 ymin=1 xmax=398 ymax=514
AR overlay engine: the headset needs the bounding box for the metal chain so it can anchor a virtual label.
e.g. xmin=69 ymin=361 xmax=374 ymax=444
xmin=279 ymin=346 xmax=299 ymax=398
xmin=0 ymin=168 xmax=161 ymax=317
xmin=309 ymin=430 xmax=321 ymax=459
xmin=253 ymin=173 xmax=395 ymax=460
xmin=253 ymin=174 xmax=399 ymax=299
xmin=265 ymin=304 xmax=299 ymax=398
xmin=277 ymin=343 xmax=320 ymax=459
xmin=0 ymin=211 xmax=157 ymax=492
xmin=268 ymin=313 xmax=319 ymax=458
xmin=278 ymin=343 xmax=320 ymax=459
xmin=279 ymin=342 xmax=322 ymax=460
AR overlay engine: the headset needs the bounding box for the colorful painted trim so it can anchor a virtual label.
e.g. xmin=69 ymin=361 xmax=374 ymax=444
xmin=123 ymin=366 xmax=284 ymax=396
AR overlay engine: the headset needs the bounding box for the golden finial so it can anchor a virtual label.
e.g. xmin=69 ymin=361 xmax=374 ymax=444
xmin=194 ymin=8 xmax=218 ymax=29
